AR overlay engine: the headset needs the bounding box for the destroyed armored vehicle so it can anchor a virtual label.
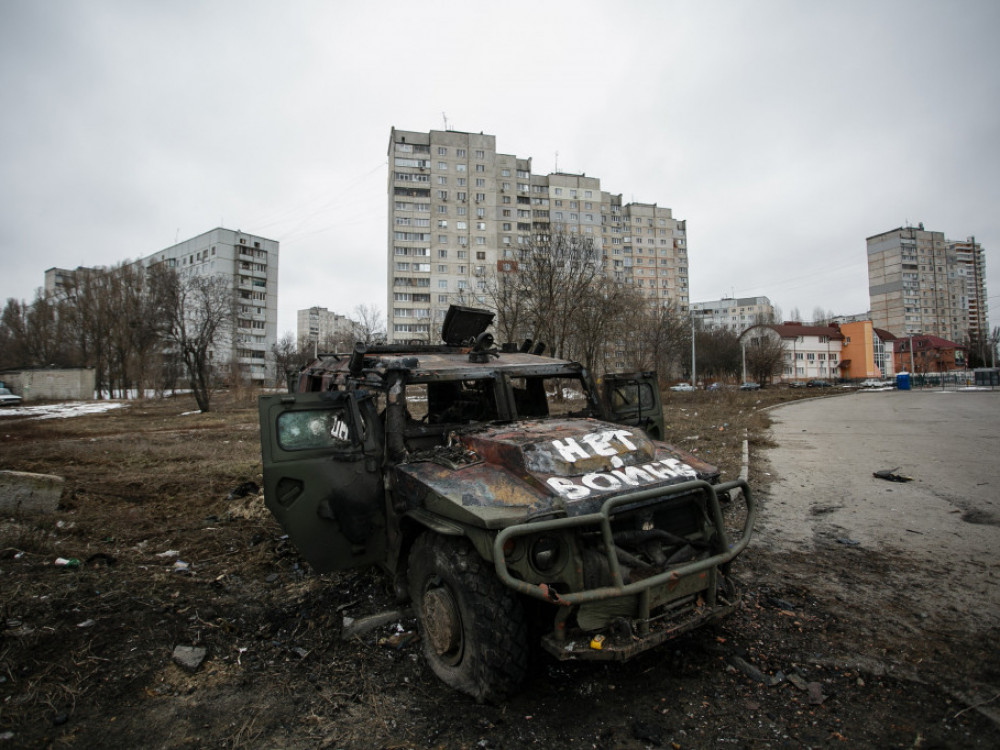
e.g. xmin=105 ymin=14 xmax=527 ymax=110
xmin=259 ymin=306 xmax=755 ymax=701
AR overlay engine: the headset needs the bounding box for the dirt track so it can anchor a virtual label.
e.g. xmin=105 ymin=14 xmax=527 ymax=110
xmin=1 ymin=390 xmax=999 ymax=748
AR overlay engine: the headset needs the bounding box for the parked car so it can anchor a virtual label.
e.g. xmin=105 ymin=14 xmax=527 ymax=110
xmin=739 ymin=382 xmax=760 ymax=391
xmin=0 ymin=387 xmax=22 ymax=406
xmin=860 ymin=379 xmax=893 ymax=388
xmin=670 ymin=383 xmax=697 ymax=392
xmin=788 ymin=381 xmax=807 ymax=388
xmin=806 ymin=379 xmax=832 ymax=388
xmin=706 ymin=382 xmax=723 ymax=391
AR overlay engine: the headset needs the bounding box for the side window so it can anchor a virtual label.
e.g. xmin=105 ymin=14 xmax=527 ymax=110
xmin=612 ymin=383 xmax=654 ymax=410
xmin=514 ymin=375 xmax=595 ymax=418
xmin=277 ymin=409 xmax=352 ymax=451
xmin=425 ymin=380 xmax=499 ymax=423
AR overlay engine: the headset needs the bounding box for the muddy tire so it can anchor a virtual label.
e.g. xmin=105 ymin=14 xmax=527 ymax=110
xmin=408 ymin=533 xmax=528 ymax=702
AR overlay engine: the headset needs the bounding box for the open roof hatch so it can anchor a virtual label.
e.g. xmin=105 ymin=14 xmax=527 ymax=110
xmin=441 ymin=305 xmax=495 ymax=346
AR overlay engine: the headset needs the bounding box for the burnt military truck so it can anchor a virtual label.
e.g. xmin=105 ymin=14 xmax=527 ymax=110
xmin=259 ymin=306 xmax=755 ymax=701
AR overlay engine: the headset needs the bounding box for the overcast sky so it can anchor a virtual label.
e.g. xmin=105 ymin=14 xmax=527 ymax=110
xmin=2 ymin=0 xmax=998 ymax=338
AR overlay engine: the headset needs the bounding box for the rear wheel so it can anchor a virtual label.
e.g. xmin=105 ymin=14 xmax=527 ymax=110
xmin=408 ymin=533 xmax=528 ymax=702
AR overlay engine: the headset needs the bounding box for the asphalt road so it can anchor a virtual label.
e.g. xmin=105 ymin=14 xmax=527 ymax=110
xmin=756 ymin=388 xmax=1000 ymax=625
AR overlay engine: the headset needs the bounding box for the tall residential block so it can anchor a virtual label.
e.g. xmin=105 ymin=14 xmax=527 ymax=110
xmin=48 ymin=228 xmax=279 ymax=384
xmin=867 ymin=224 xmax=986 ymax=343
xmin=297 ymin=306 xmax=352 ymax=351
xmin=144 ymin=228 xmax=279 ymax=384
xmin=387 ymin=128 xmax=689 ymax=342
xmin=691 ymin=296 xmax=774 ymax=332
xmin=948 ymin=237 xmax=988 ymax=346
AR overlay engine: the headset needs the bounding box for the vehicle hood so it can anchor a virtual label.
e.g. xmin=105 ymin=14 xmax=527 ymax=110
xmin=394 ymin=418 xmax=719 ymax=523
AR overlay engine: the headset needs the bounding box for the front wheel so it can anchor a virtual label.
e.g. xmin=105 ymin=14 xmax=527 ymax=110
xmin=407 ymin=533 xmax=528 ymax=702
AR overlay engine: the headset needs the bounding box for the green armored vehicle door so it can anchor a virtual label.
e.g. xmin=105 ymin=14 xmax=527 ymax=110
xmin=258 ymin=391 xmax=386 ymax=573
xmin=601 ymin=372 xmax=664 ymax=439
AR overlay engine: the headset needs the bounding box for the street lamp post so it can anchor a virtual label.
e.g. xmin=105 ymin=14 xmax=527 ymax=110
xmin=690 ymin=311 xmax=697 ymax=387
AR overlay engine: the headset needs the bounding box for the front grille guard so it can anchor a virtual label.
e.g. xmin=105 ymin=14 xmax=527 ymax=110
xmin=492 ymin=479 xmax=755 ymax=609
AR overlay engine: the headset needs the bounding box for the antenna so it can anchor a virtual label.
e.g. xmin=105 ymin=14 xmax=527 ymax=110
xmin=555 ymin=150 xmax=559 ymax=172
xmin=442 ymin=112 xmax=449 ymax=131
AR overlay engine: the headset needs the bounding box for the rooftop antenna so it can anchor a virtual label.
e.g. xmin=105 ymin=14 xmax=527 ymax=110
xmin=442 ymin=112 xmax=448 ymax=131
xmin=555 ymin=150 xmax=559 ymax=172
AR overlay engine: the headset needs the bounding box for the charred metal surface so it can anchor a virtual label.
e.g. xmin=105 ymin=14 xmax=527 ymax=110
xmin=260 ymin=305 xmax=755 ymax=691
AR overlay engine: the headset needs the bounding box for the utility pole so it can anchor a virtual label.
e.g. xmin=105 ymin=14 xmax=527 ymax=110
xmin=690 ymin=311 xmax=697 ymax=387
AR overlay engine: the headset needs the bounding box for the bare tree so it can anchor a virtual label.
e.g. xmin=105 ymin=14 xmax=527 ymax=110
xmin=742 ymin=328 xmax=786 ymax=385
xmin=485 ymin=260 xmax=529 ymax=347
xmin=350 ymin=304 xmax=386 ymax=346
xmin=627 ymin=303 xmax=690 ymax=380
xmin=270 ymin=331 xmax=311 ymax=389
xmin=696 ymin=327 xmax=742 ymax=380
xmin=487 ymin=232 xmax=603 ymax=360
xmin=0 ymin=298 xmax=31 ymax=369
xmin=811 ymin=307 xmax=837 ymax=326
xmin=151 ymin=266 xmax=236 ymax=412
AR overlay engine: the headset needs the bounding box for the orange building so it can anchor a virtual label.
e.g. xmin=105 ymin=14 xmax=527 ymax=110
xmin=838 ymin=321 xmax=895 ymax=379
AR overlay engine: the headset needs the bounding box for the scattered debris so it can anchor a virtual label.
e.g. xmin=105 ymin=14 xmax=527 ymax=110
xmin=76 ymin=619 xmax=95 ymax=629
xmin=873 ymin=468 xmax=913 ymax=482
xmin=727 ymin=655 xmax=783 ymax=686
xmin=172 ymin=645 xmax=207 ymax=672
xmin=341 ymin=609 xmax=413 ymax=640
xmin=0 ymin=470 xmax=65 ymax=514
xmin=807 ymin=681 xmax=828 ymax=705
xmin=787 ymin=672 xmax=809 ymax=691
xmin=226 ymin=480 xmax=260 ymax=500
xmin=631 ymin=720 xmax=665 ymax=746
xmin=379 ymin=631 xmax=418 ymax=650
xmin=836 ymin=538 xmax=861 ymax=546
xmin=54 ymin=557 xmax=80 ymax=568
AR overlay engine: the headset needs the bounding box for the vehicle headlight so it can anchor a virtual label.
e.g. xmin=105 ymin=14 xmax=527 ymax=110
xmin=530 ymin=536 xmax=561 ymax=573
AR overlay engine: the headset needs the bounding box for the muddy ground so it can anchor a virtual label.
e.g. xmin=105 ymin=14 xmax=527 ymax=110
xmin=1 ymin=388 xmax=998 ymax=749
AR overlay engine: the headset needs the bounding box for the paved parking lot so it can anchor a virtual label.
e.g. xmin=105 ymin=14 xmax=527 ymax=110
xmin=757 ymin=388 xmax=1000 ymax=624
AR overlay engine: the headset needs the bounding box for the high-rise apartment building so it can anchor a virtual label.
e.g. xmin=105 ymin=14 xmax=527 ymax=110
xmin=148 ymin=228 xmax=279 ymax=383
xmin=46 ymin=227 xmax=279 ymax=384
xmin=297 ymin=306 xmax=352 ymax=351
xmin=387 ymin=128 xmax=689 ymax=342
xmin=948 ymin=237 xmax=988 ymax=346
xmin=691 ymin=296 xmax=774 ymax=332
xmin=867 ymin=224 xmax=986 ymax=343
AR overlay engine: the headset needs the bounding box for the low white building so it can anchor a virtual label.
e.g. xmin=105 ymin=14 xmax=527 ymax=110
xmin=740 ymin=322 xmax=844 ymax=381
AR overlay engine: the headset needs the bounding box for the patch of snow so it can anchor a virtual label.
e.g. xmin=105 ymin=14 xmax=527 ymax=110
xmin=0 ymin=401 xmax=127 ymax=420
